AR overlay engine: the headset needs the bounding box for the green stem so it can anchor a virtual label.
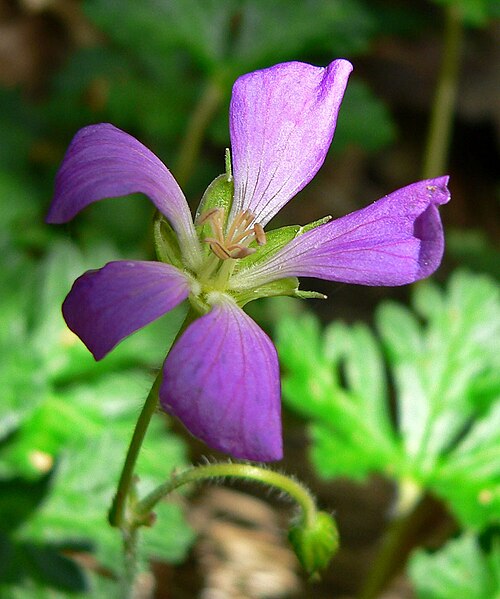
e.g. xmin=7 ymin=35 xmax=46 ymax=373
xmin=422 ymin=5 xmax=463 ymax=178
xmin=175 ymin=76 xmax=225 ymax=188
xmin=109 ymin=309 xmax=198 ymax=595
xmin=109 ymin=310 xmax=198 ymax=529
xmin=357 ymin=494 xmax=432 ymax=599
xmin=135 ymin=463 xmax=318 ymax=528
xmin=120 ymin=527 xmax=139 ymax=599
xmin=109 ymin=373 xmax=162 ymax=529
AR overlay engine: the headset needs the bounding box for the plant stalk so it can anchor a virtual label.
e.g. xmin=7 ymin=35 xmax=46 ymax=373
xmin=109 ymin=309 xmax=197 ymax=593
xmin=175 ymin=77 xmax=225 ymax=188
xmin=135 ymin=462 xmax=318 ymax=528
xmin=357 ymin=494 xmax=436 ymax=599
xmin=422 ymin=5 xmax=464 ymax=179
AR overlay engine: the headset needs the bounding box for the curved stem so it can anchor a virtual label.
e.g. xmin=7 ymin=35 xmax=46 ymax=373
xmin=135 ymin=463 xmax=318 ymax=528
xmin=175 ymin=76 xmax=225 ymax=188
xmin=422 ymin=5 xmax=463 ymax=178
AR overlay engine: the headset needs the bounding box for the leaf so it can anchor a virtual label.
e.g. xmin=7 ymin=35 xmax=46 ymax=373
xmin=277 ymin=270 xmax=500 ymax=527
xmin=431 ymin=401 xmax=500 ymax=528
xmin=0 ymin=251 xmax=47 ymax=442
xmin=17 ymin=417 xmax=193 ymax=571
xmin=409 ymin=533 xmax=500 ymax=599
xmin=277 ymin=315 xmax=399 ymax=480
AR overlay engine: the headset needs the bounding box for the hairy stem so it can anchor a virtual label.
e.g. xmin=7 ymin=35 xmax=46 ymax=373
xmin=120 ymin=527 xmax=139 ymax=599
xmin=135 ymin=463 xmax=318 ymax=528
xmin=109 ymin=310 xmax=197 ymax=593
xmin=422 ymin=5 xmax=463 ymax=178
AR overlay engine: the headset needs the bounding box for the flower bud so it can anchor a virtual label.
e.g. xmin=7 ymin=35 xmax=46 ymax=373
xmin=288 ymin=511 xmax=339 ymax=578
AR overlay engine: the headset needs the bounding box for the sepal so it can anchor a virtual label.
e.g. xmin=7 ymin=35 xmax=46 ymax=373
xmin=288 ymin=511 xmax=339 ymax=578
xmin=195 ymin=171 xmax=235 ymax=254
xmin=235 ymin=216 xmax=332 ymax=272
xmin=235 ymin=276 xmax=326 ymax=306
xmin=153 ymin=216 xmax=183 ymax=268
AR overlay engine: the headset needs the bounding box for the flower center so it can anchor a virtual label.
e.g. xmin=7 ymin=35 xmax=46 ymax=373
xmin=197 ymin=208 xmax=266 ymax=260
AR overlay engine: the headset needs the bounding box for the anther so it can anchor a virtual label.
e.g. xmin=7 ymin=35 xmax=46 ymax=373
xmin=196 ymin=207 xmax=220 ymax=226
xmin=228 ymin=244 xmax=257 ymax=259
xmin=204 ymin=237 xmax=232 ymax=260
xmin=253 ymin=223 xmax=266 ymax=246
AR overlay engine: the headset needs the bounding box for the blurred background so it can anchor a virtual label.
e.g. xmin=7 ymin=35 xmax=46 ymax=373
xmin=0 ymin=1 xmax=498 ymax=598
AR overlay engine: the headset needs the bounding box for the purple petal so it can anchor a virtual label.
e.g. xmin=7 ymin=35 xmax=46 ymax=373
xmin=233 ymin=177 xmax=450 ymax=288
xmin=46 ymin=124 xmax=200 ymax=266
xmin=160 ymin=297 xmax=282 ymax=461
xmin=229 ymin=59 xmax=352 ymax=226
xmin=63 ymin=261 xmax=191 ymax=360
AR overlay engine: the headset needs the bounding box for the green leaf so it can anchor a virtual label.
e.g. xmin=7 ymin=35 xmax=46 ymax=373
xmin=277 ymin=315 xmax=399 ymax=480
xmin=377 ymin=272 xmax=499 ymax=480
xmin=409 ymin=533 xmax=500 ymax=599
xmin=277 ymin=270 xmax=500 ymax=527
xmin=431 ymin=400 xmax=500 ymax=528
xmin=17 ymin=412 xmax=193 ymax=571
xmin=0 ymin=251 xmax=47 ymax=442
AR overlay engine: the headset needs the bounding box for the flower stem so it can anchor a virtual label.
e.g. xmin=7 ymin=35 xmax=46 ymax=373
xmin=109 ymin=373 xmax=162 ymax=529
xmin=134 ymin=463 xmax=318 ymax=528
xmin=109 ymin=309 xmax=198 ymax=593
xmin=175 ymin=76 xmax=225 ymax=188
xmin=422 ymin=4 xmax=463 ymax=179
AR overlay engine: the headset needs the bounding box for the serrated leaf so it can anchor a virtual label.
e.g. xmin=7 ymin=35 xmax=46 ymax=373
xmin=277 ymin=315 xmax=398 ymax=480
xmin=277 ymin=270 xmax=500 ymax=527
xmin=409 ymin=534 xmax=500 ymax=599
xmin=431 ymin=401 xmax=500 ymax=528
xmin=377 ymin=271 xmax=499 ymax=477
xmin=18 ymin=421 xmax=193 ymax=572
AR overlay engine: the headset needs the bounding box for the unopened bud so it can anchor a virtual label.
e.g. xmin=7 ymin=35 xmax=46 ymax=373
xmin=288 ymin=511 xmax=339 ymax=578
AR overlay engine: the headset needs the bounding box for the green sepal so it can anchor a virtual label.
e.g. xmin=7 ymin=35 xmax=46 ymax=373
xmin=288 ymin=511 xmax=339 ymax=579
xmin=195 ymin=173 xmax=234 ymax=255
xmin=235 ymin=215 xmax=332 ymax=272
xmin=153 ymin=215 xmax=183 ymax=268
xmin=235 ymin=276 xmax=298 ymax=306
xmin=294 ymin=290 xmax=327 ymax=300
xmin=235 ymin=277 xmax=326 ymax=307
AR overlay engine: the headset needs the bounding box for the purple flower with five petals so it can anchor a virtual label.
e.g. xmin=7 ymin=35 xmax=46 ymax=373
xmin=46 ymin=60 xmax=450 ymax=462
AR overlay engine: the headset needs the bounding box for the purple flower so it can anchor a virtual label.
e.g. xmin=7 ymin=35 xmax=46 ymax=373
xmin=47 ymin=60 xmax=450 ymax=462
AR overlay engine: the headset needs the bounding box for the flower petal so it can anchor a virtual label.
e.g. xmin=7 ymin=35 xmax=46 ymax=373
xmin=160 ymin=297 xmax=282 ymax=461
xmin=62 ymin=261 xmax=191 ymax=360
xmin=233 ymin=177 xmax=450 ymax=288
xmin=229 ymin=59 xmax=352 ymax=226
xmin=46 ymin=124 xmax=200 ymax=267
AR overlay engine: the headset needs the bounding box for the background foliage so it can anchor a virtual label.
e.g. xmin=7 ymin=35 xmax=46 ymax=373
xmin=0 ymin=0 xmax=498 ymax=596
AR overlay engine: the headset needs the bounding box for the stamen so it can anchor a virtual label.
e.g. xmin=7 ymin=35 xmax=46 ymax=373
xmin=204 ymin=237 xmax=232 ymax=260
xmin=201 ymin=208 xmax=266 ymax=261
xmin=227 ymin=244 xmax=257 ymax=259
xmin=196 ymin=207 xmax=220 ymax=226
xmin=253 ymin=223 xmax=266 ymax=246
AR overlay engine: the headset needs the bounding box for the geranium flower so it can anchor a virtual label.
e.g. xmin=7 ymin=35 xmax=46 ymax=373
xmin=47 ymin=59 xmax=450 ymax=462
